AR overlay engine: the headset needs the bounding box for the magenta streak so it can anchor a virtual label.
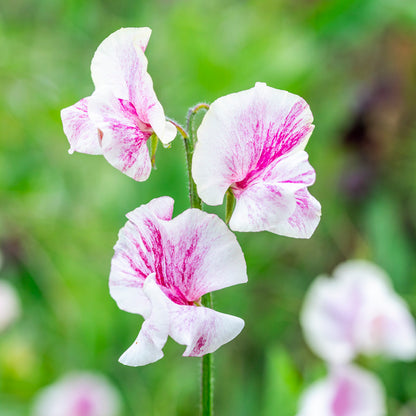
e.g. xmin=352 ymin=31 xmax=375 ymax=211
xmin=332 ymin=378 xmax=353 ymax=416
xmin=191 ymin=335 xmax=207 ymax=355
xmin=233 ymin=100 xmax=311 ymax=191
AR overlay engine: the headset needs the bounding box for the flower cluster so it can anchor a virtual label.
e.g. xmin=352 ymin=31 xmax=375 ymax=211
xmin=61 ymin=27 xmax=321 ymax=366
xmin=297 ymin=260 xmax=416 ymax=416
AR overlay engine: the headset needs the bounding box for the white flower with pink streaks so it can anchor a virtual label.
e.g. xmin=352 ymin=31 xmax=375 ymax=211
xmin=301 ymin=260 xmax=416 ymax=363
xmin=296 ymin=365 xmax=385 ymax=416
xmin=192 ymin=82 xmax=321 ymax=238
xmin=110 ymin=196 xmax=247 ymax=366
xmin=32 ymin=372 xmax=121 ymax=416
xmin=0 ymin=280 xmax=20 ymax=332
xmin=61 ymin=27 xmax=176 ymax=181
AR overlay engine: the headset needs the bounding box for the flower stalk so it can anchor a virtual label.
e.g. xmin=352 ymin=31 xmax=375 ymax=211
xmin=174 ymin=106 xmax=213 ymax=416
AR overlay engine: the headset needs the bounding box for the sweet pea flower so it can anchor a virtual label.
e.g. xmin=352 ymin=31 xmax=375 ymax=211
xmin=61 ymin=27 xmax=176 ymax=181
xmin=31 ymin=372 xmax=121 ymax=416
xmin=0 ymin=280 xmax=20 ymax=332
xmin=296 ymin=364 xmax=385 ymax=416
xmin=110 ymin=196 xmax=247 ymax=366
xmin=301 ymin=260 xmax=416 ymax=363
xmin=192 ymin=82 xmax=321 ymax=238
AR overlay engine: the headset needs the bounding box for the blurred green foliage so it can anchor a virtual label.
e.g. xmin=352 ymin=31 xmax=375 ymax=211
xmin=1 ymin=0 xmax=416 ymax=414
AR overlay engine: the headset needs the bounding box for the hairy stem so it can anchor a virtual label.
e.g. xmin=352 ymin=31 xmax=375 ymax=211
xmin=171 ymin=112 xmax=213 ymax=415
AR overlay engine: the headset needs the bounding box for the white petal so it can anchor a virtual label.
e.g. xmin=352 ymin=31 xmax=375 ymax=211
xmin=119 ymin=274 xmax=169 ymax=366
xmin=32 ymin=372 xmax=121 ymax=416
xmin=301 ymin=260 xmax=416 ymax=363
xmin=91 ymin=27 xmax=152 ymax=100
xmin=90 ymin=28 xmax=175 ymax=147
xmin=193 ymin=82 xmax=314 ymax=206
xmin=0 ymin=280 xmax=20 ymax=332
xmin=169 ymin=303 xmax=244 ymax=356
xmin=300 ymin=274 xmax=361 ymax=363
xmin=88 ymin=89 xmax=152 ymax=182
xmin=229 ymin=150 xmax=320 ymax=236
xmin=164 ymin=208 xmax=248 ymax=299
xmin=109 ymin=199 xmax=170 ymax=315
xmin=61 ymin=97 xmax=102 ymax=155
xmin=229 ymin=180 xmax=296 ymax=233
xmin=297 ymin=365 xmax=385 ymax=416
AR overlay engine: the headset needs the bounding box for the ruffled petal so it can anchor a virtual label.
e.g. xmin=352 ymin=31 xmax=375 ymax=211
xmin=164 ymin=208 xmax=248 ymax=300
xmin=300 ymin=274 xmax=361 ymax=364
xmin=88 ymin=89 xmax=152 ymax=181
xmin=90 ymin=28 xmax=175 ymax=147
xmin=193 ymin=82 xmax=314 ymax=206
xmin=229 ymin=151 xmax=320 ymax=237
xmin=229 ymin=181 xmax=296 ymax=233
xmin=109 ymin=198 xmax=171 ymax=315
xmin=168 ymin=303 xmax=244 ymax=357
xmin=297 ymin=365 xmax=385 ymax=416
xmin=270 ymin=188 xmax=321 ymax=238
xmin=61 ymin=97 xmax=102 ymax=155
xmin=119 ymin=274 xmax=170 ymax=366
xmin=91 ymin=27 xmax=152 ymax=100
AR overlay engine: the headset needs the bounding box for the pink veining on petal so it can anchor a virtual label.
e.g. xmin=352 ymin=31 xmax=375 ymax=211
xmin=193 ymin=83 xmax=319 ymax=237
xmin=110 ymin=198 xmax=247 ymax=365
xmin=332 ymin=377 xmax=353 ymax=416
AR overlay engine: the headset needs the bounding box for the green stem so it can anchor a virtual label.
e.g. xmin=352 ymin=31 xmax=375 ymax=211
xmin=171 ymin=107 xmax=213 ymax=415
xmin=168 ymin=119 xmax=201 ymax=210
xmin=201 ymin=292 xmax=213 ymax=416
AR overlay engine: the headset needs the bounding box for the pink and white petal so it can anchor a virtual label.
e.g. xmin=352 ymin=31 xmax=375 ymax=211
xmin=61 ymin=97 xmax=102 ymax=155
xmin=269 ymin=189 xmax=321 ymax=238
xmin=168 ymin=302 xmax=244 ymax=357
xmin=88 ymin=89 xmax=152 ymax=181
xmin=164 ymin=209 xmax=247 ymax=301
xmin=261 ymin=150 xmax=316 ymax=188
xmin=91 ymin=27 xmax=151 ymax=100
xmin=119 ymin=274 xmax=170 ymax=366
xmin=146 ymin=102 xmax=177 ymax=145
xmin=359 ymin=294 xmax=416 ymax=360
xmin=110 ymin=201 xmax=171 ymax=314
xmin=229 ymin=181 xmax=297 ymax=233
xmin=297 ymin=365 xmax=386 ymax=416
xmin=129 ymin=196 xmax=174 ymax=222
xmin=300 ymin=275 xmax=359 ymax=364
xmin=193 ymin=82 xmax=314 ymax=206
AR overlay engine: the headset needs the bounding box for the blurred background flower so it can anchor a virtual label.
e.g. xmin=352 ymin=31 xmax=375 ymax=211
xmin=1 ymin=0 xmax=416 ymax=415
xmin=0 ymin=279 xmax=20 ymax=332
xmin=31 ymin=372 xmax=121 ymax=416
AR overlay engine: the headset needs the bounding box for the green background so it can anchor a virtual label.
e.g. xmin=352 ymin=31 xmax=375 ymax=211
xmin=1 ymin=0 xmax=416 ymax=414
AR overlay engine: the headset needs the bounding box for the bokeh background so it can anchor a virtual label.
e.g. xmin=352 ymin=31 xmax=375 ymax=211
xmin=1 ymin=0 xmax=416 ymax=414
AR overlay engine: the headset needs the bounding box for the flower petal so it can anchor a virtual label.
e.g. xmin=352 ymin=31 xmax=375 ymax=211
xmin=193 ymin=82 xmax=314 ymax=206
xmin=88 ymin=89 xmax=152 ymax=181
xmin=61 ymin=97 xmax=102 ymax=155
xmin=229 ymin=151 xmax=320 ymax=237
xmin=91 ymin=27 xmax=152 ymax=100
xmin=301 ymin=273 xmax=362 ymax=363
xmin=164 ymin=208 xmax=248 ymax=300
xmin=169 ymin=303 xmax=245 ymax=357
xmin=90 ymin=28 xmax=175 ymax=147
xmin=109 ymin=198 xmax=173 ymax=315
xmin=301 ymin=260 xmax=416 ymax=363
xmin=118 ymin=274 xmax=170 ymax=366
xmin=297 ymin=365 xmax=386 ymax=416
xmin=229 ymin=181 xmax=296 ymax=233
xmin=270 ymin=188 xmax=321 ymax=238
